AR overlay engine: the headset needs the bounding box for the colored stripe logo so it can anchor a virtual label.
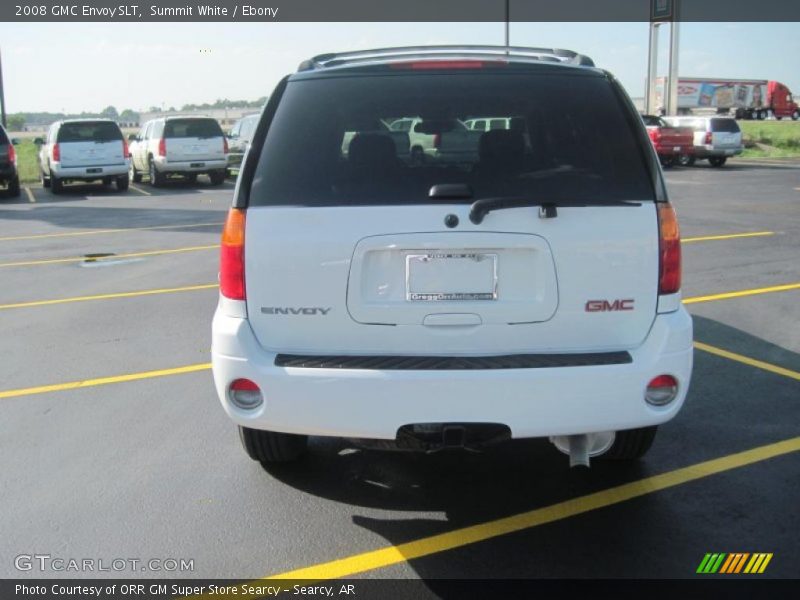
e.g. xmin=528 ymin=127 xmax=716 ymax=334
xmin=697 ymin=553 xmax=773 ymax=574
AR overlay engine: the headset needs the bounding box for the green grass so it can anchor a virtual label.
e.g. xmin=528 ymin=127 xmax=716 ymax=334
xmin=739 ymin=121 xmax=800 ymax=157
xmin=14 ymin=140 xmax=40 ymax=184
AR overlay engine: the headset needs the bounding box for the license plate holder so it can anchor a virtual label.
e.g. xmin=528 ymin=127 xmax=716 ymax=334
xmin=406 ymin=252 xmax=498 ymax=301
xmin=189 ymin=162 xmax=205 ymax=168
xmin=86 ymin=168 xmax=102 ymax=174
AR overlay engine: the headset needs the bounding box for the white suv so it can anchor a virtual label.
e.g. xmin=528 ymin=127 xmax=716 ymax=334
xmin=37 ymin=119 xmax=130 ymax=194
xmin=212 ymin=46 xmax=694 ymax=469
xmin=129 ymin=116 xmax=228 ymax=186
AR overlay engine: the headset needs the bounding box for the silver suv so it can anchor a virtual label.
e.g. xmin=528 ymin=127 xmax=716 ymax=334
xmin=665 ymin=116 xmax=743 ymax=167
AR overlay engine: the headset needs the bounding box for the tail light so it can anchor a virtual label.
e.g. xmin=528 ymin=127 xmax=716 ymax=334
xmin=658 ymin=202 xmax=681 ymax=295
xmin=645 ymin=374 xmax=678 ymax=406
xmin=223 ymin=137 xmax=229 ymax=154
xmin=228 ymin=378 xmax=262 ymax=409
xmin=158 ymin=138 xmax=166 ymax=157
xmin=704 ymin=131 xmax=713 ymax=144
xmin=52 ymin=143 xmax=61 ymax=162
xmin=7 ymin=144 xmax=16 ymax=165
xmin=433 ymin=133 xmax=442 ymax=149
xmin=220 ymin=208 xmax=246 ymax=300
xmin=389 ymin=60 xmax=505 ymax=70
xmin=122 ymin=138 xmax=130 ymax=158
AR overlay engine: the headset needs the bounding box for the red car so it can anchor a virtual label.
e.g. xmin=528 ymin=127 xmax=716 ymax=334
xmin=642 ymin=115 xmax=694 ymax=167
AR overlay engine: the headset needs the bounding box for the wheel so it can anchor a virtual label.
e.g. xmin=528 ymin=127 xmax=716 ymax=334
xmin=775 ymin=116 xmax=782 ymax=121
xmin=6 ymin=176 xmax=20 ymax=198
xmin=208 ymin=170 xmax=225 ymax=186
xmin=678 ymin=155 xmax=696 ymax=167
xmin=238 ymin=426 xmax=307 ymax=464
xmin=148 ymin=158 xmax=165 ymax=187
xmin=41 ymin=168 xmax=51 ymax=189
xmin=129 ymin=160 xmax=142 ymax=183
xmin=598 ymin=426 xmax=658 ymax=461
xmin=709 ymin=157 xmax=727 ymax=167
xmin=792 ymin=110 xmax=799 ymax=121
xmin=757 ymin=110 xmax=766 ymax=120
xmin=51 ymin=174 xmax=63 ymax=194
xmin=410 ymin=145 xmax=425 ymax=165
xmin=116 ymin=174 xmax=129 ymax=192
xmin=659 ymin=156 xmax=675 ymax=168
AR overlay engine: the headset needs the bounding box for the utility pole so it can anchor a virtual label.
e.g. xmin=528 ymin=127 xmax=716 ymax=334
xmin=0 ymin=48 xmax=7 ymax=128
xmin=505 ymin=0 xmax=510 ymax=50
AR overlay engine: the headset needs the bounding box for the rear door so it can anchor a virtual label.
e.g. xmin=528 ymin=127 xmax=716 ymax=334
xmin=57 ymin=121 xmax=126 ymax=168
xmin=710 ymin=118 xmax=742 ymax=150
xmin=164 ymin=118 xmax=225 ymax=162
xmin=243 ymin=68 xmax=660 ymax=355
xmin=0 ymin=127 xmax=10 ymax=170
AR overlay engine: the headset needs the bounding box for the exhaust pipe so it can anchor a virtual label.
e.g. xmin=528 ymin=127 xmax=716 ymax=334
xmin=566 ymin=434 xmax=590 ymax=468
xmin=550 ymin=432 xmax=616 ymax=468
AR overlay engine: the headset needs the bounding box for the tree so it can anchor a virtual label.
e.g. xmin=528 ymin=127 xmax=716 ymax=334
xmin=6 ymin=114 xmax=25 ymax=131
xmin=100 ymin=105 xmax=119 ymax=119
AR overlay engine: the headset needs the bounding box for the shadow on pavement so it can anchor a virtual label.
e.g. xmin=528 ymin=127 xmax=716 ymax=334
xmin=260 ymin=315 xmax=799 ymax=579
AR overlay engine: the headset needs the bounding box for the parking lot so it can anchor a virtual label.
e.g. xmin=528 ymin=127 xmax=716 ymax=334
xmin=0 ymin=160 xmax=798 ymax=584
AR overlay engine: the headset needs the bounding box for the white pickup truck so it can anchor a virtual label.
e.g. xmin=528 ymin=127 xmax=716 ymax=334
xmin=389 ymin=117 xmax=481 ymax=164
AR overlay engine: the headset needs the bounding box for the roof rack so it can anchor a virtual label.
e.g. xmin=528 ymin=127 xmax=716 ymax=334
xmin=297 ymin=45 xmax=595 ymax=72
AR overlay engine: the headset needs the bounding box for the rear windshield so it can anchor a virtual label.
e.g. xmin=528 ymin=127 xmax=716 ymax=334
xmin=164 ymin=119 xmax=223 ymax=139
xmin=57 ymin=121 xmax=122 ymax=143
xmin=250 ymin=71 xmax=654 ymax=207
xmin=711 ymin=118 xmax=741 ymax=133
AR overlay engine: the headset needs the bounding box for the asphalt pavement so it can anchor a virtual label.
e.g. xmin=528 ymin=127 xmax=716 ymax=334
xmin=0 ymin=162 xmax=797 ymax=585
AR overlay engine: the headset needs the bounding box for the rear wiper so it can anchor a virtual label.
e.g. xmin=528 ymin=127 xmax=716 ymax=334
xmin=468 ymin=197 xmax=640 ymax=224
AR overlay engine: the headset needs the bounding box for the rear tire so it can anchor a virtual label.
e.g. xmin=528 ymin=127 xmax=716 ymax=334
xmin=678 ymin=155 xmax=696 ymax=167
xmin=41 ymin=169 xmax=51 ymax=188
xmin=129 ymin=161 xmax=142 ymax=183
xmin=148 ymin=158 xmax=165 ymax=187
xmin=6 ymin=176 xmax=20 ymax=198
xmin=116 ymin=174 xmax=129 ymax=192
xmin=659 ymin=156 xmax=675 ymax=168
xmin=208 ymin=170 xmax=225 ymax=186
xmin=238 ymin=426 xmax=308 ymax=464
xmin=792 ymin=110 xmax=799 ymax=121
xmin=51 ymin=174 xmax=63 ymax=194
xmin=599 ymin=426 xmax=658 ymax=461
xmin=709 ymin=157 xmax=727 ymax=167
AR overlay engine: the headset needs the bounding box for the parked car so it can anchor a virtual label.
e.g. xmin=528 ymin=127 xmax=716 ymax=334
xmin=37 ymin=119 xmax=129 ymax=194
xmin=226 ymin=114 xmax=260 ymax=176
xmin=0 ymin=124 xmax=20 ymax=198
xmin=212 ymin=46 xmax=693 ymax=470
xmin=129 ymin=116 xmax=228 ymax=186
xmin=641 ymin=114 xmax=694 ymax=168
xmin=389 ymin=116 xmax=480 ymax=164
xmin=664 ymin=116 xmax=743 ymax=167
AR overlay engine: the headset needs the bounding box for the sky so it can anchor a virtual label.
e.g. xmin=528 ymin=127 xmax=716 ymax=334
xmin=0 ymin=21 xmax=798 ymax=113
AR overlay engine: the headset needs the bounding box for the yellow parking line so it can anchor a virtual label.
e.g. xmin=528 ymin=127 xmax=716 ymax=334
xmin=0 ymin=244 xmax=219 ymax=268
xmin=0 ymin=362 xmax=211 ymax=400
xmin=0 ymin=283 xmax=218 ymax=310
xmin=128 ymin=184 xmax=153 ymax=196
xmin=0 ymin=221 xmax=224 ymax=242
xmin=683 ymin=283 xmax=800 ymax=304
xmin=694 ymin=342 xmax=800 ymax=381
xmin=682 ymin=231 xmax=774 ymax=243
xmin=24 ymin=186 xmax=36 ymax=203
xmin=232 ymin=437 xmax=798 ymax=583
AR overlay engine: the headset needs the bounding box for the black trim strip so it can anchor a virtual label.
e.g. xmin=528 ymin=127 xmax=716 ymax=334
xmin=275 ymin=351 xmax=632 ymax=370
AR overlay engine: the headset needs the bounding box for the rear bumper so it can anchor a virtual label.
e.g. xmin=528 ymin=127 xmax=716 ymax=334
xmin=154 ymin=157 xmax=227 ymax=172
xmin=694 ymin=145 xmax=743 ymax=158
xmin=211 ymin=306 xmax=694 ymax=440
xmin=0 ymin=164 xmax=16 ymax=181
xmin=50 ymin=162 xmax=128 ymax=179
xmin=653 ymin=144 xmax=693 ymax=155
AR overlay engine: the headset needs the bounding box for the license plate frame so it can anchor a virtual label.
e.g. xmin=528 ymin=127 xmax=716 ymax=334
xmin=405 ymin=252 xmax=498 ymax=302
xmin=189 ymin=162 xmax=205 ymax=168
xmin=86 ymin=167 xmax=102 ymax=174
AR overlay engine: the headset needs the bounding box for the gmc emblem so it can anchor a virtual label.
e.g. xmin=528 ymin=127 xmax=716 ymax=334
xmin=585 ymin=299 xmax=635 ymax=312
